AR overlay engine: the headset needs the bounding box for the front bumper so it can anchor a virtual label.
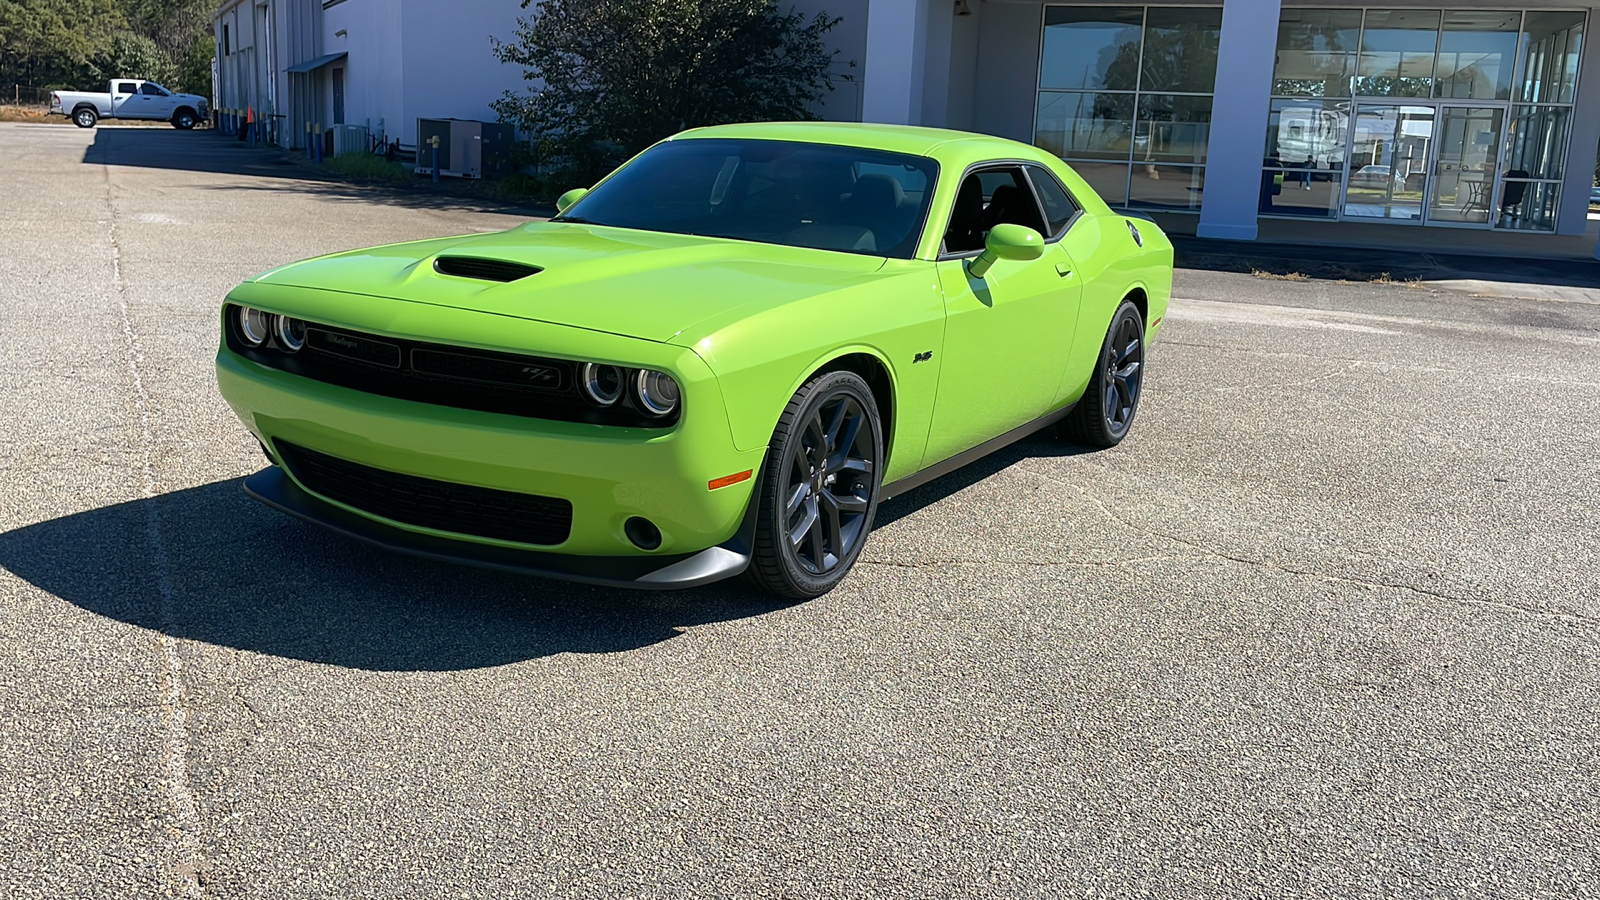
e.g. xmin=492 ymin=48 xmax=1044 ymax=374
xmin=216 ymin=286 xmax=767 ymax=575
xmin=244 ymin=467 xmax=752 ymax=589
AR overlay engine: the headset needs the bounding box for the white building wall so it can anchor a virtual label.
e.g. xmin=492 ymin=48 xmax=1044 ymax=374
xmin=945 ymin=3 xmax=983 ymax=131
xmin=214 ymin=1 xmax=265 ymax=118
xmin=969 ymin=1 xmax=1038 ymax=142
xmin=397 ymin=0 xmax=526 ymax=147
xmin=861 ymin=0 xmax=930 ymax=123
xmin=324 ymin=0 xmax=404 ymax=143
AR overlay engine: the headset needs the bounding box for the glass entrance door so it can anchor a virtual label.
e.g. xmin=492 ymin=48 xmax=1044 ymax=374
xmin=1427 ymin=106 xmax=1502 ymax=226
xmin=1343 ymin=104 xmax=1434 ymax=220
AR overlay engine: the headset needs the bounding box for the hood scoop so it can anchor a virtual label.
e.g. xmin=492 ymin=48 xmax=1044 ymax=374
xmin=433 ymin=256 xmax=542 ymax=283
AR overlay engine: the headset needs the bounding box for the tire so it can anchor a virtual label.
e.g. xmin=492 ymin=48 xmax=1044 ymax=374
xmin=1061 ymin=299 xmax=1146 ymax=448
xmin=73 ymin=107 xmax=98 ymax=128
xmin=745 ymin=370 xmax=883 ymax=599
xmin=172 ymin=108 xmax=197 ymax=130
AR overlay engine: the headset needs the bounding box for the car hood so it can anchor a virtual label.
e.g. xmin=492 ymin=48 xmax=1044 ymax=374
xmin=252 ymin=222 xmax=888 ymax=343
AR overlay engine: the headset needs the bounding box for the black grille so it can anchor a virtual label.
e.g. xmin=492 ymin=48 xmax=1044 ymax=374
xmin=433 ymin=256 xmax=540 ymax=282
xmin=225 ymin=308 xmax=676 ymax=428
xmin=278 ymin=442 xmax=573 ymax=546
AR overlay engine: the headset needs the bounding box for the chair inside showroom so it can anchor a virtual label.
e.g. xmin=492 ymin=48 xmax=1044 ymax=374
xmin=1499 ymin=170 xmax=1529 ymax=227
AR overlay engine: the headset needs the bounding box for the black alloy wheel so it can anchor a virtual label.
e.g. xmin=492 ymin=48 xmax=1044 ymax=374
xmin=747 ymin=370 xmax=883 ymax=599
xmin=1062 ymin=299 xmax=1146 ymax=448
xmin=74 ymin=107 xmax=97 ymax=128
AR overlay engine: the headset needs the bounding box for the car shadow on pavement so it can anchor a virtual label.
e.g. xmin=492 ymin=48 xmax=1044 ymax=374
xmin=0 ymin=437 xmax=1093 ymax=672
xmin=0 ymin=477 xmax=794 ymax=671
xmin=873 ymin=433 xmax=1097 ymax=529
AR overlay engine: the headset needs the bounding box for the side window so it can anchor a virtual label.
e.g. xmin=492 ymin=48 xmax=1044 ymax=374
xmin=1025 ymin=166 xmax=1080 ymax=238
xmin=141 ymin=83 xmax=166 ymax=96
xmin=943 ymin=166 xmax=1049 ymax=254
xmin=116 ymin=82 xmax=138 ymax=94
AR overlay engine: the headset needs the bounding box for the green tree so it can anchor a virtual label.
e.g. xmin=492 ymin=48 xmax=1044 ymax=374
xmin=0 ymin=0 xmax=212 ymax=94
xmin=115 ymin=0 xmax=211 ymax=92
xmin=0 ymin=0 xmax=125 ymax=87
xmin=492 ymin=0 xmax=842 ymax=178
xmin=96 ymin=28 xmax=173 ymax=84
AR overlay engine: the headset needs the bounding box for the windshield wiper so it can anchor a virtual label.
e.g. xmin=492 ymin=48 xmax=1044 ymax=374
xmin=551 ymin=215 xmax=599 ymax=225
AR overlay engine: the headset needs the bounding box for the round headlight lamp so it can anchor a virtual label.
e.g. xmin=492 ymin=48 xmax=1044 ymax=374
xmin=237 ymin=306 xmax=271 ymax=346
xmin=634 ymin=370 xmax=681 ymax=417
xmin=274 ymin=315 xmax=307 ymax=352
xmin=579 ymin=363 xmax=625 ymax=406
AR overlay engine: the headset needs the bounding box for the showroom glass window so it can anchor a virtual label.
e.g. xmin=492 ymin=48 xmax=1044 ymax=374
xmin=1261 ymin=8 xmax=1584 ymax=231
xmin=1034 ymin=6 xmax=1221 ymax=212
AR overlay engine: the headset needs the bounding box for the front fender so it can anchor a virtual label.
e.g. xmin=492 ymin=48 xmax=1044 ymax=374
xmin=680 ymin=264 xmax=946 ymax=485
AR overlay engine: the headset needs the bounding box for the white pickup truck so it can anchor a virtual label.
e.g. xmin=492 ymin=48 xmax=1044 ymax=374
xmin=50 ymin=79 xmax=209 ymax=130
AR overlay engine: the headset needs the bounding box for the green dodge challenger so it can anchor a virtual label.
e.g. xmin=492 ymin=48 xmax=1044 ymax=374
xmin=216 ymin=122 xmax=1173 ymax=597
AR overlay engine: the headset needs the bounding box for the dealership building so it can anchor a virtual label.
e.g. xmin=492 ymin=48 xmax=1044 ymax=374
xmin=824 ymin=0 xmax=1599 ymax=251
xmin=212 ymin=0 xmax=1599 ymax=255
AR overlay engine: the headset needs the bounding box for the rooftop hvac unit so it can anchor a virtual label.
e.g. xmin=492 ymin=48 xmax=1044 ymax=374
xmin=331 ymin=124 xmax=369 ymax=157
xmin=415 ymin=118 xmax=515 ymax=179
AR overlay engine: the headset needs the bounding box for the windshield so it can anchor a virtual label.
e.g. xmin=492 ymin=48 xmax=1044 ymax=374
xmin=556 ymin=139 xmax=939 ymax=258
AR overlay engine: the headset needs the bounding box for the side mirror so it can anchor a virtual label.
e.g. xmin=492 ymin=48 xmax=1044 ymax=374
xmin=966 ymin=224 xmax=1044 ymax=278
xmin=555 ymin=188 xmax=589 ymax=215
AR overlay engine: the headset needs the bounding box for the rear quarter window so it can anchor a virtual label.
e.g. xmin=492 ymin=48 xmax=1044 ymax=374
xmin=1027 ymin=165 xmax=1080 ymax=238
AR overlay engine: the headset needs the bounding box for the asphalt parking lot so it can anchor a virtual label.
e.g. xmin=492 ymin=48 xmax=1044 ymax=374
xmin=2 ymin=123 xmax=1598 ymax=899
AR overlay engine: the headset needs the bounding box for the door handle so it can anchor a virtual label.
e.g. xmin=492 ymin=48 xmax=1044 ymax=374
xmin=1055 ymin=263 xmax=1072 ymax=278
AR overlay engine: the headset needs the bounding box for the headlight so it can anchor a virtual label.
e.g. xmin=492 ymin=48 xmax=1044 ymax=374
xmin=633 ymin=369 xmax=680 ymax=417
xmin=579 ymin=362 xmax=624 ymax=406
xmin=237 ymin=306 xmax=271 ymax=346
xmin=274 ymin=315 xmax=306 ymax=352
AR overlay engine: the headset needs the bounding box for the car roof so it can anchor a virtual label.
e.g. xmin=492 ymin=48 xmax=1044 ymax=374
xmin=670 ymin=121 xmax=1051 ymax=164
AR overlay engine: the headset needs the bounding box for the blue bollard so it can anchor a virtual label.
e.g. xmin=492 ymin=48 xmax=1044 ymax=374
xmin=314 ymin=125 xmax=323 ymax=164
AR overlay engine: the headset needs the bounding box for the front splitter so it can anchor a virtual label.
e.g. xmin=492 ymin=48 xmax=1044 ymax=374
xmin=242 ymin=466 xmax=751 ymax=590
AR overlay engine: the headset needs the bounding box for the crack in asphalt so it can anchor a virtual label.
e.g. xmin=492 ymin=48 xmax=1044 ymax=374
xmin=858 ymin=554 xmax=1204 ymax=571
xmin=1012 ymin=466 xmax=1600 ymax=630
xmin=104 ymin=162 xmax=207 ymax=899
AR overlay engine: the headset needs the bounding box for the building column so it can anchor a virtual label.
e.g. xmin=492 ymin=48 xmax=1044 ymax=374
xmin=1197 ymin=0 xmax=1283 ymax=241
xmin=862 ymin=0 xmax=931 ymax=125
xmin=1558 ymin=12 xmax=1600 ymax=251
xmin=920 ymin=0 xmax=954 ymax=127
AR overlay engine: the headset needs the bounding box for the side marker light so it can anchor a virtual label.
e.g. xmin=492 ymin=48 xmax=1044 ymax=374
xmin=708 ymin=470 xmax=753 ymax=491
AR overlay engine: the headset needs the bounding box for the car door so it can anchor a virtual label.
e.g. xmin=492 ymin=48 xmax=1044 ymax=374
xmin=110 ymin=81 xmax=140 ymax=118
xmin=924 ymin=165 xmax=1083 ymax=465
xmin=139 ymin=82 xmax=175 ymax=119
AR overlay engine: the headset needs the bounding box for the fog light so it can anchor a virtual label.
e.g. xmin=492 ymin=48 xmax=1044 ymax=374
xmin=633 ymin=369 xmax=680 ymax=417
xmin=624 ymin=517 xmax=662 ymax=551
xmin=274 ymin=315 xmax=306 ymax=352
xmin=237 ymin=306 xmax=270 ymax=346
xmin=579 ymin=362 xmax=625 ymax=406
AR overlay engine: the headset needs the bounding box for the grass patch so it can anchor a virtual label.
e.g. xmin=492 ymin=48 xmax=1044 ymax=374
xmin=1251 ymin=268 xmax=1310 ymax=281
xmin=0 ymin=104 xmax=53 ymax=122
xmin=320 ymin=153 xmax=415 ymax=186
xmin=1371 ymin=271 xmax=1429 ymax=289
xmin=315 ymin=153 xmax=566 ymax=207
